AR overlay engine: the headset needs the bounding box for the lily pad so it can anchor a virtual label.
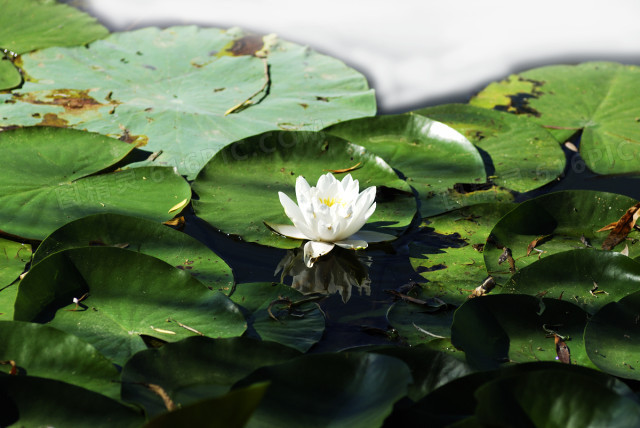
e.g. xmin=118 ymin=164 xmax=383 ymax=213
xmin=326 ymin=114 xmax=495 ymax=215
xmin=362 ymin=344 xmax=473 ymax=402
xmin=0 ymin=58 xmax=20 ymax=91
xmin=502 ymin=250 xmax=640 ymax=314
xmin=0 ymin=238 xmax=32 ymax=320
xmin=14 ymin=247 xmax=246 ymax=365
xmin=474 ymin=369 xmax=640 ymax=427
xmin=143 ymin=382 xmax=268 ymax=428
xmin=0 ymin=126 xmax=191 ymax=240
xmin=234 ymin=352 xmax=411 ymax=428
xmin=0 ymin=320 xmax=120 ymax=400
xmin=0 ymin=26 xmax=376 ymax=178
xmin=585 ymin=290 xmax=640 ymax=380
xmin=121 ymin=337 xmax=300 ymax=418
xmin=484 ymin=190 xmax=640 ymax=283
xmin=229 ymin=282 xmax=325 ymax=352
xmin=33 ymin=213 xmax=233 ymax=291
xmin=389 ymin=362 xmax=638 ymax=427
xmin=415 ymin=104 xmax=565 ymax=192
xmin=0 ymin=376 xmax=144 ymax=428
xmin=0 ymin=0 xmax=108 ymax=91
xmin=409 ymin=203 xmax=516 ymax=306
xmin=192 ymin=131 xmax=416 ymax=249
xmin=386 ymin=301 xmax=454 ymax=345
xmin=450 ymin=294 xmax=591 ymax=370
xmin=470 ymin=62 xmax=640 ymax=175
xmin=0 ymin=237 xmax=30 ymax=287
xmin=0 ymin=0 xmax=108 ymax=55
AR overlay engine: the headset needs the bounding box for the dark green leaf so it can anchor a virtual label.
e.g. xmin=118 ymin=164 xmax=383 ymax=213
xmin=15 ymin=247 xmax=246 ymax=365
xmin=0 ymin=320 xmax=120 ymax=399
xmin=451 ymin=294 xmax=591 ymax=370
xmin=0 ymin=127 xmax=191 ymax=240
xmin=327 ymin=114 xmax=504 ymax=215
xmin=144 ymin=382 xmax=268 ymax=428
xmin=415 ymin=104 xmax=565 ymax=192
xmin=235 ymin=352 xmax=412 ymax=428
xmin=584 ymin=290 xmax=640 ymax=380
xmin=121 ymin=336 xmax=300 ymax=417
xmin=485 ymin=190 xmax=640 ymax=283
xmin=503 ymin=250 xmax=640 ymax=314
xmin=230 ymin=282 xmax=325 ymax=352
xmin=33 ymin=213 xmax=233 ymax=291
xmin=410 ymin=203 xmax=516 ymax=305
xmin=0 ymin=376 xmax=143 ymax=428
xmin=475 ymin=369 xmax=640 ymax=427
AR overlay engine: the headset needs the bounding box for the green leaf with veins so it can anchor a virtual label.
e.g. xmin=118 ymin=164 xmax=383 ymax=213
xmin=471 ymin=62 xmax=640 ymax=175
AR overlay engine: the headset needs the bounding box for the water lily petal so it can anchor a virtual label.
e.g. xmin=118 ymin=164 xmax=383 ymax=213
xmin=279 ymin=191 xmax=316 ymax=239
xmin=304 ymin=240 xmax=335 ymax=268
xmin=335 ymin=239 xmax=368 ymax=250
xmin=264 ymin=222 xmax=310 ymax=240
xmin=349 ymin=230 xmax=396 ymax=243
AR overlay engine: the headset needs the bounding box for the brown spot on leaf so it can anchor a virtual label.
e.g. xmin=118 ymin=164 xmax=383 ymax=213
xmin=13 ymin=89 xmax=120 ymax=115
xmin=36 ymin=113 xmax=69 ymax=128
xmin=222 ymin=34 xmax=264 ymax=56
xmin=118 ymin=128 xmax=149 ymax=147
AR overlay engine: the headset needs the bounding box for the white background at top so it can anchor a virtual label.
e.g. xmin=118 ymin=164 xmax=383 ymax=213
xmin=84 ymin=0 xmax=640 ymax=112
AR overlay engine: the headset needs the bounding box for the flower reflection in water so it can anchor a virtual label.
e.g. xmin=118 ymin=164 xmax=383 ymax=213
xmin=275 ymin=245 xmax=371 ymax=303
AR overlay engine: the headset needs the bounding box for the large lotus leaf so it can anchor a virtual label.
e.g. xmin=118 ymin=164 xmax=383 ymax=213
xmin=415 ymin=104 xmax=566 ymax=192
xmin=361 ymin=344 xmax=473 ymax=402
xmin=325 ymin=113 xmax=503 ymax=215
xmin=474 ymin=369 xmax=640 ymax=427
xmin=585 ymin=290 xmax=640 ymax=380
xmin=14 ymin=247 xmax=246 ymax=365
xmin=234 ymin=352 xmax=411 ymax=428
xmin=192 ymin=131 xmax=416 ymax=249
xmin=33 ymin=213 xmax=233 ymax=291
xmin=0 ymin=58 xmax=20 ymax=90
xmin=144 ymin=382 xmax=268 ymax=428
xmin=0 ymin=26 xmax=376 ymax=179
xmin=386 ymin=301 xmax=454 ymax=345
xmin=0 ymin=0 xmax=108 ymax=55
xmin=470 ymin=62 xmax=640 ymax=175
xmin=121 ymin=337 xmax=300 ymax=418
xmin=450 ymin=294 xmax=591 ymax=370
xmin=0 ymin=376 xmax=144 ymax=428
xmin=410 ymin=203 xmax=516 ymax=306
xmin=387 ymin=362 xmax=638 ymax=427
xmin=503 ymin=250 xmax=640 ymax=315
xmin=229 ymin=282 xmax=325 ymax=352
xmin=0 ymin=320 xmax=120 ymax=400
xmin=485 ymin=190 xmax=640 ymax=284
xmin=0 ymin=126 xmax=191 ymax=240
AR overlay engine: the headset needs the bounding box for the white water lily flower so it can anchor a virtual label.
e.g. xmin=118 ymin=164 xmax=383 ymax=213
xmin=266 ymin=173 xmax=396 ymax=267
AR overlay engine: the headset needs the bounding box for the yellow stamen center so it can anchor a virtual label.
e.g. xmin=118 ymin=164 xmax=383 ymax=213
xmin=320 ymin=197 xmax=340 ymax=207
